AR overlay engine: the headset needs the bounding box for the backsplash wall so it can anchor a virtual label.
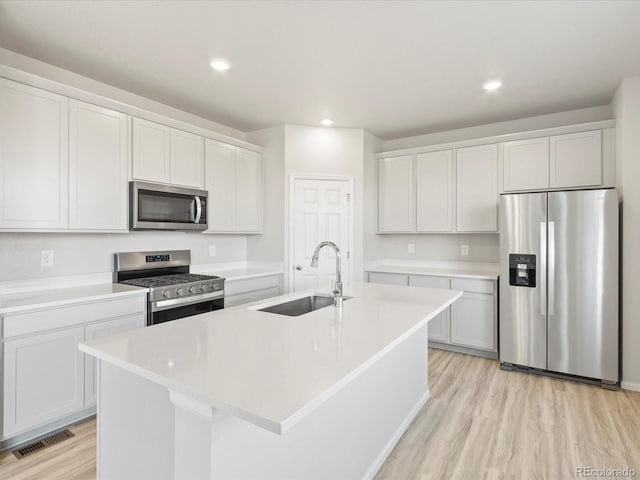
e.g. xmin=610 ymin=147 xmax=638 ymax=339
xmin=368 ymin=233 xmax=499 ymax=264
xmin=0 ymin=232 xmax=247 ymax=281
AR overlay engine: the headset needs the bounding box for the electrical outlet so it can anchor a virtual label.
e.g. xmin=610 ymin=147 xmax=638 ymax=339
xmin=209 ymin=245 xmax=216 ymax=257
xmin=408 ymin=243 xmax=415 ymax=254
xmin=461 ymin=245 xmax=469 ymax=256
xmin=41 ymin=250 xmax=54 ymax=267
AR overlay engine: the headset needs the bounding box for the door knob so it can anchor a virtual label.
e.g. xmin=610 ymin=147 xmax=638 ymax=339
xmin=296 ymin=265 xmax=302 ymax=270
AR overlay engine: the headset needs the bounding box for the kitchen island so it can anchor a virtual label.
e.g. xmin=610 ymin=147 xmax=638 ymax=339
xmin=80 ymin=282 xmax=461 ymax=480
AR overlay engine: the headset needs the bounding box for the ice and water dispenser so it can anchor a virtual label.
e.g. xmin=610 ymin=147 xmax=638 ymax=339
xmin=508 ymin=254 xmax=536 ymax=287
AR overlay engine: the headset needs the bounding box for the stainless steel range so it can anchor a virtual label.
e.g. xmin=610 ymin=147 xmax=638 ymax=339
xmin=114 ymin=250 xmax=224 ymax=326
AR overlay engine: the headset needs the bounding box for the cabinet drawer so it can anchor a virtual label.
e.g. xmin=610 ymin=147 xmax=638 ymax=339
xmin=225 ymin=275 xmax=281 ymax=296
xmin=450 ymin=278 xmax=495 ymax=294
xmin=409 ymin=275 xmax=450 ymax=289
xmin=3 ymin=295 xmax=146 ymax=338
xmin=367 ymin=272 xmax=408 ymax=286
xmin=225 ymin=286 xmax=280 ymax=308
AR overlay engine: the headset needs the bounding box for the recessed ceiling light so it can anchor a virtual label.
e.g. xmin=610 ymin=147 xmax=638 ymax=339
xmin=210 ymin=58 xmax=232 ymax=72
xmin=483 ymin=80 xmax=502 ymax=91
xmin=321 ymin=118 xmax=333 ymax=127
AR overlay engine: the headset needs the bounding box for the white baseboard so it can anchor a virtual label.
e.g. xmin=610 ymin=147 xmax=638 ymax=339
xmin=621 ymin=381 xmax=640 ymax=392
xmin=363 ymin=390 xmax=430 ymax=480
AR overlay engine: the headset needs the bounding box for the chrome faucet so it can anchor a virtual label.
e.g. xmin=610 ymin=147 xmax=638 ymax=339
xmin=310 ymin=241 xmax=343 ymax=308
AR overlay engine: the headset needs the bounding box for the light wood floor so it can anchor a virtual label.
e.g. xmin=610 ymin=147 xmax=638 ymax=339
xmin=1 ymin=349 xmax=638 ymax=480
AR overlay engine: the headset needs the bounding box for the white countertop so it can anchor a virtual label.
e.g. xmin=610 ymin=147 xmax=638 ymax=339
xmin=0 ymin=283 xmax=148 ymax=315
xmin=366 ymin=260 xmax=499 ymax=280
xmin=80 ymin=282 xmax=461 ymax=434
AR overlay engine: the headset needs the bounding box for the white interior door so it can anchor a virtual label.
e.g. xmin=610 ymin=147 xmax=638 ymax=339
xmin=292 ymin=178 xmax=352 ymax=292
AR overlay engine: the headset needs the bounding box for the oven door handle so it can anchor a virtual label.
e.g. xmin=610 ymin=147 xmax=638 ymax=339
xmin=152 ymin=290 xmax=224 ymax=312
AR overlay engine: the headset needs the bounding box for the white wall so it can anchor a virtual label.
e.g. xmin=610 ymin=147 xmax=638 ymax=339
xmin=383 ymin=105 xmax=613 ymax=151
xmin=284 ymin=125 xmax=365 ymax=287
xmin=0 ymin=232 xmax=247 ymax=282
xmin=611 ymin=77 xmax=640 ymax=389
xmin=246 ymin=126 xmax=286 ymax=264
xmin=363 ymin=131 xmax=383 ymax=264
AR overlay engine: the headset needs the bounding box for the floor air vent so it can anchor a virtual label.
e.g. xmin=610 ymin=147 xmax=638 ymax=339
xmin=13 ymin=429 xmax=75 ymax=459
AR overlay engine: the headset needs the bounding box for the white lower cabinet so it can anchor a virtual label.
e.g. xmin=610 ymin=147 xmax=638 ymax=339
xmin=84 ymin=314 xmax=145 ymax=407
xmin=224 ymin=274 xmax=282 ymax=307
xmin=450 ymin=292 xmax=495 ymax=351
xmin=366 ymin=270 xmax=497 ymax=356
xmin=408 ymin=275 xmax=450 ymax=343
xmin=1 ymin=295 xmax=146 ymax=440
xmin=3 ymin=327 xmax=85 ymax=438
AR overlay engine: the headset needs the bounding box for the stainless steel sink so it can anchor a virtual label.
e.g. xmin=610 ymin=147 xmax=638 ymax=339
xmin=258 ymin=294 xmax=351 ymax=317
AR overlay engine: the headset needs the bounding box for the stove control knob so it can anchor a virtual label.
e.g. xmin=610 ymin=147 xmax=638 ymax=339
xmin=189 ymin=286 xmax=196 ymax=294
xmin=210 ymin=283 xmax=216 ymax=290
xmin=176 ymin=288 xmax=184 ymax=296
xmin=162 ymin=290 xmax=170 ymax=298
xmin=200 ymin=284 xmax=206 ymax=292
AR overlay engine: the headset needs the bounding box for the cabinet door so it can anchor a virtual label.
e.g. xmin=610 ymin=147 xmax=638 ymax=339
xmin=378 ymin=156 xmax=414 ymax=232
xmin=550 ymin=130 xmax=602 ymax=188
xmin=84 ymin=314 xmax=145 ymax=407
xmin=235 ymin=148 xmax=262 ymax=232
xmin=416 ymin=150 xmax=454 ymax=232
xmin=170 ymin=129 xmax=203 ymax=188
xmin=3 ymin=327 xmax=84 ymax=438
xmin=367 ymin=272 xmax=408 ymax=285
xmin=409 ymin=275 xmax=451 ymax=343
xmin=456 ymin=144 xmax=498 ymax=232
xmin=69 ymin=100 xmax=128 ymax=231
xmin=132 ymin=118 xmax=171 ymax=184
xmin=0 ymin=78 xmax=69 ymax=229
xmin=502 ymin=137 xmax=549 ymax=192
xmin=450 ymin=292 xmax=495 ymax=351
xmin=204 ymin=139 xmax=236 ymax=231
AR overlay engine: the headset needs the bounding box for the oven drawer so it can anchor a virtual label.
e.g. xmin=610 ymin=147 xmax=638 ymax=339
xmin=3 ymin=295 xmax=146 ymax=338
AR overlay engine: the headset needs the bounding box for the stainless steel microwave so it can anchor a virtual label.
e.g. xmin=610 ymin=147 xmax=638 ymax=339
xmin=130 ymin=181 xmax=208 ymax=231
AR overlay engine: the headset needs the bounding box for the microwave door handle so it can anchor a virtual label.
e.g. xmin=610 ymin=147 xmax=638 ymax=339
xmin=194 ymin=196 xmax=202 ymax=223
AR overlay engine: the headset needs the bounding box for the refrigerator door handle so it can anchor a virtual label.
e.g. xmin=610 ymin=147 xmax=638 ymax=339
xmin=548 ymin=221 xmax=555 ymax=316
xmin=540 ymin=221 xmax=547 ymax=317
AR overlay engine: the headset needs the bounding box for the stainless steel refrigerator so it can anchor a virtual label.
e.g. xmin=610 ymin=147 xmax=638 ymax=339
xmin=499 ymin=189 xmax=619 ymax=387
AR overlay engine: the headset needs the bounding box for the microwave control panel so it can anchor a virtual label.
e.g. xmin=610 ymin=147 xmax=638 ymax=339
xmin=508 ymin=254 xmax=536 ymax=287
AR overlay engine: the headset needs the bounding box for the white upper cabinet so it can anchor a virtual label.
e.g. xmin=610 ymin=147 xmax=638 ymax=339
xmin=69 ymin=100 xmax=129 ymax=231
xmin=170 ymin=128 xmax=203 ymax=188
xmin=0 ymin=79 xmax=69 ymax=229
xmin=416 ymin=150 xmax=454 ymax=232
xmin=235 ymin=148 xmax=262 ymax=232
xmin=205 ymin=140 xmax=236 ymax=231
xmin=456 ymin=144 xmax=498 ymax=232
xmin=502 ymin=137 xmax=550 ymax=191
xmin=204 ymin=139 xmax=263 ymax=233
xmin=550 ymin=130 xmax=602 ymax=188
xmin=132 ymin=118 xmax=204 ymax=188
xmin=132 ymin=118 xmax=171 ymax=184
xmin=378 ymin=155 xmax=415 ymax=232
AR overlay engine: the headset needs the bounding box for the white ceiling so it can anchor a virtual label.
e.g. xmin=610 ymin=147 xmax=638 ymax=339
xmin=1 ymin=0 xmax=639 ymax=140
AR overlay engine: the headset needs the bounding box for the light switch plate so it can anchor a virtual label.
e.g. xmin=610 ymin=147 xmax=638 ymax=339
xmin=408 ymin=243 xmax=415 ymax=254
xmin=461 ymin=245 xmax=469 ymax=256
xmin=209 ymin=245 xmax=216 ymax=257
xmin=41 ymin=250 xmax=54 ymax=267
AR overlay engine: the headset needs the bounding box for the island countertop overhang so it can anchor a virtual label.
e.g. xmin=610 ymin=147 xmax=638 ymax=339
xmin=79 ymin=282 xmax=462 ymax=434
